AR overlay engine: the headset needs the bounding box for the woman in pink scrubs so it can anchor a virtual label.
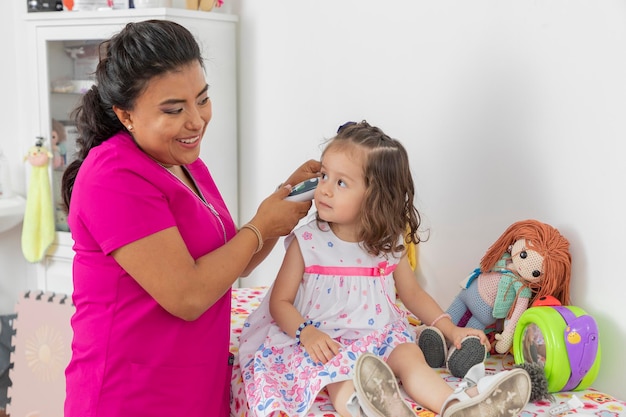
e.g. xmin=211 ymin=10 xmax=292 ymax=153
xmin=61 ymin=20 xmax=319 ymax=417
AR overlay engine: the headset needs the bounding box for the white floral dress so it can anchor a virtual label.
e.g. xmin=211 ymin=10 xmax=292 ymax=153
xmin=238 ymin=220 xmax=415 ymax=417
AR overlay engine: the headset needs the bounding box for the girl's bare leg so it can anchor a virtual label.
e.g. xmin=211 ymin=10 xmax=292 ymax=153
xmin=387 ymin=342 xmax=453 ymax=414
xmin=327 ymin=380 xmax=358 ymax=417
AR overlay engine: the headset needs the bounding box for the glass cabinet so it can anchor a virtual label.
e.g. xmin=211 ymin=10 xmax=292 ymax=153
xmin=21 ymin=8 xmax=238 ymax=293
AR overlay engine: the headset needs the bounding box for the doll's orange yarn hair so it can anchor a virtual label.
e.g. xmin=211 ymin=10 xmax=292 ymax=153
xmin=480 ymin=219 xmax=571 ymax=306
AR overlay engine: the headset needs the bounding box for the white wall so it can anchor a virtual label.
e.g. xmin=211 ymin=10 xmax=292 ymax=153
xmin=0 ymin=2 xmax=37 ymax=314
xmin=1 ymin=0 xmax=625 ymax=401
xmin=236 ymin=0 xmax=626 ymax=399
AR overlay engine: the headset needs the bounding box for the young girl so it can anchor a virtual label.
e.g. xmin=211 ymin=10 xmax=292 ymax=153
xmin=238 ymin=121 xmax=531 ymax=417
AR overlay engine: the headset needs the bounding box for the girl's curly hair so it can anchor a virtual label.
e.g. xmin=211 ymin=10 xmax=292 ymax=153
xmin=317 ymin=120 xmax=423 ymax=256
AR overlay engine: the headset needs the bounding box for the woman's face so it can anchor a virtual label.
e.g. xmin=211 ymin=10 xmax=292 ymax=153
xmin=120 ymin=61 xmax=212 ymax=167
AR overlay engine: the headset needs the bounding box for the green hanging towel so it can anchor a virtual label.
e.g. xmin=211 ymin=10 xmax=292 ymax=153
xmin=21 ymin=143 xmax=55 ymax=263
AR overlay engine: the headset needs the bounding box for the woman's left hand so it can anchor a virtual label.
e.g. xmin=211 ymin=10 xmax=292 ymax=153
xmin=282 ymin=159 xmax=321 ymax=188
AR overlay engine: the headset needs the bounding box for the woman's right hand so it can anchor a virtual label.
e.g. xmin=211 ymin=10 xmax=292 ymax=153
xmin=250 ymin=186 xmax=313 ymax=239
xmin=249 ymin=160 xmax=321 ymax=239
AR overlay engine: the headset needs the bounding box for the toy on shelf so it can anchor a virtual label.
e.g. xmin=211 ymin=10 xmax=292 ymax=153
xmin=51 ymin=119 xmax=68 ymax=171
xmin=418 ymin=219 xmax=572 ymax=378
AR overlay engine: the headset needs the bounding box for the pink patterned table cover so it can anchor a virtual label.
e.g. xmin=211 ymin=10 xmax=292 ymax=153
xmin=230 ymin=287 xmax=626 ymax=417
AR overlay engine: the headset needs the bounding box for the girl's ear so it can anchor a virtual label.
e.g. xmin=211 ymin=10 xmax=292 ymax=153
xmin=112 ymin=105 xmax=132 ymax=128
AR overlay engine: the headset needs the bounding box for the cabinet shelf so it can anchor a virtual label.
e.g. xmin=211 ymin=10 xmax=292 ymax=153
xmin=23 ymin=7 xmax=238 ymax=23
xmin=0 ymin=195 xmax=27 ymax=234
xmin=51 ymin=80 xmax=94 ymax=95
xmin=51 ymin=91 xmax=88 ymax=95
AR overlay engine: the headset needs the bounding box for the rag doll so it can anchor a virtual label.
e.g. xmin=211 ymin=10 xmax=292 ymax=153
xmin=418 ymin=219 xmax=571 ymax=378
xmin=21 ymin=138 xmax=55 ymax=263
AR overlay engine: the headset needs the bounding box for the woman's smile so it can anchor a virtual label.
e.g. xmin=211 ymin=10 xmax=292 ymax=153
xmin=176 ymin=135 xmax=201 ymax=146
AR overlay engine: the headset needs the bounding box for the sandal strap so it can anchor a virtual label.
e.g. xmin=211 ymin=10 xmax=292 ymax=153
xmin=440 ymin=387 xmax=471 ymax=415
xmin=440 ymin=362 xmax=485 ymax=415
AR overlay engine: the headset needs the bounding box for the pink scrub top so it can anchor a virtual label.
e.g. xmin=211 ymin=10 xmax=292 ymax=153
xmin=64 ymin=132 xmax=237 ymax=417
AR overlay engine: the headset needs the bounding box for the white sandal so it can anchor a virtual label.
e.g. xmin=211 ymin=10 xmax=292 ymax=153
xmin=441 ymin=363 xmax=531 ymax=417
xmin=353 ymin=353 xmax=415 ymax=417
xmin=346 ymin=392 xmax=364 ymax=417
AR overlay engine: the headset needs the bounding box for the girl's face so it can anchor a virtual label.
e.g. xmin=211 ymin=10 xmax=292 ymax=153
xmin=314 ymin=146 xmax=367 ymax=240
xmin=115 ymin=61 xmax=212 ymax=167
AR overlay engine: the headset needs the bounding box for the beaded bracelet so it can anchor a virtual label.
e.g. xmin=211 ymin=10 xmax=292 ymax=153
xmin=295 ymin=319 xmax=313 ymax=345
xmin=241 ymin=223 xmax=263 ymax=254
xmin=430 ymin=313 xmax=452 ymax=327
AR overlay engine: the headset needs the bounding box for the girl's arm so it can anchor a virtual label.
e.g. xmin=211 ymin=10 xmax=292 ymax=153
xmin=268 ymin=239 xmax=307 ymax=335
xmin=269 ymin=239 xmax=340 ymax=364
xmin=394 ymin=255 xmax=490 ymax=350
xmin=394 ymin=256 xmax=452 ymax=328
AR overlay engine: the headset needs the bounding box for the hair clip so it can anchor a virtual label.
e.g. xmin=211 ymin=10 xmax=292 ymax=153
xmin=337 ymin=121 xmax=356 ymax=133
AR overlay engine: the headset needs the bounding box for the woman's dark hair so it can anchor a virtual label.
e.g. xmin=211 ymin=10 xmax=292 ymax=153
xmin=317 ymin=120 xmax=423 ymax=256
xmin=61 ymin=19 xmax=204 ymax=211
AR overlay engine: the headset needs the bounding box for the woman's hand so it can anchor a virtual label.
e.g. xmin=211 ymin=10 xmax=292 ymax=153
xmin=299 ymin=326 xmax=341 ymax=364
xmin=282 ymin=159 xmax=321 ymax=188
xmin=250 ymin=187 xmax=312 ymax=239
xmin=248 ymin=159 xmax=321 ymax=240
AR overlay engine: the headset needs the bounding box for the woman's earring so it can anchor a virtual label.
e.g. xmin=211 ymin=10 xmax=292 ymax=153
xmin=127 ymin=125 xmax=133 ymax=131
